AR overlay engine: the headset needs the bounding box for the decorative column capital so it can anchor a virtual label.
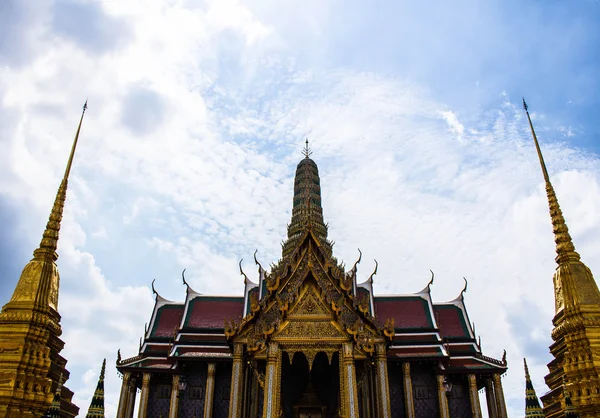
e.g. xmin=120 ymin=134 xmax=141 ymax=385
xmin=267 ymin=341 xmax=279 ymax=360
xmin=142 ymin=373 xmax=151 ymax=387
xmin=233 ymin=342 xmax=244 ymax=358
xmin=375 ymin=343 xmax=387 ymax=358
xmin=342 ymin=342 xmax=354 ymax=360
xmin=207 ymin=362 xmax=216 ymax=377
xmin=122 ymin=371 xmax=132 ymax=383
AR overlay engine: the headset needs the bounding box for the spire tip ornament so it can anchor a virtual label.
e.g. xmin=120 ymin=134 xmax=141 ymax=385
xmin=302 ymin=138 xmax=313 ymax=158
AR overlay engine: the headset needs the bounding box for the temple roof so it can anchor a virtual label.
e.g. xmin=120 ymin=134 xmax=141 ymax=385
xmin=118 ymin=149 xmax=506 ymax=376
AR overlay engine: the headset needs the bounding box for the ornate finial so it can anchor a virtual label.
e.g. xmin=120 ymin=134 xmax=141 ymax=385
xmin=302 ymin=138 xmax=313 ymax=158
xmin=427 ymin=270 xmax=435 ymax=289
xmin=461 ymin=277 xmax=468 ymax=297
xmin=351 ymin=249 xmax=362 ymax=272
xmin=239 ymin=259 xmax=249 ymax=283
xmin=502 ymin=349 xmax=507 ymax=365
xmin=181 ymin=268 xmax=188 ymax=287
xmin=477 ymin=335 xmax=481 ymax=348
xmin=254 ymin=249 xmax=264 ymax=271
xmin=117 ymin=349 xmax=122 ymax=363
xmin=151 ymin=279 xmax=157 ymax=296
xmin=368 ymin=260 xmax=378 ymax=282
xmin=523 ymin=99 xmax=579 ymax=264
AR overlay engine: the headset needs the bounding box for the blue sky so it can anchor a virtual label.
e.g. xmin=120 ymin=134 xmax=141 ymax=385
xmin=1 ymin=0 xmax=599 ymax=416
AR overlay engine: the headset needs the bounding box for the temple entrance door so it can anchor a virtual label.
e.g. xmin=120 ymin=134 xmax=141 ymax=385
xmin=281 ymin=351 xmax=340 ymax=418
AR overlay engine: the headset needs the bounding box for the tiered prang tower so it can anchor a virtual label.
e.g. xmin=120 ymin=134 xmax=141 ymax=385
xmin=524 ymin=99 xmax=600 ymax=418
xmin=0 ymin=103 xmax=87 ymax=417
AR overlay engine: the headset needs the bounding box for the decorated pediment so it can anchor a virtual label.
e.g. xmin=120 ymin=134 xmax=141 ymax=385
xmin=229 ymin=233 xmax=386 ymax=356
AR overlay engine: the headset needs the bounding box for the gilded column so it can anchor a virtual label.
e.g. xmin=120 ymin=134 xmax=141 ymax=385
xmin=485 ymin=377 xmax=498 ymax=418
xmin=492 ymin=374 xmax=508 ymax=418
xmin=168 ymin=374 xmax=180 ymax=418
xmin=341 ymin=342 xmax=360 ymax=418
xmin=402 ymin=362 xmax=415 ymax=418
xmin=229 ymin=343 xmax=245 ymax=418
xmin=467 ymin=374 xmax=482 ymax=418
xmin=125 ymin=376 xmax=137 ymax=418
xmin=116 ymin=372 xmax=131 ymax=418
xmin=374 ymin=344 xmax=391 ymax=418
xmin=436 ymin=375 xmax=450 ymax=418
xmin=138 ymin=373 xmax=151 ymax=418
xmin=204 ymin=363 xmax=216 ymax=418
xmin=262 ymin=342 xmax=280 ymax=418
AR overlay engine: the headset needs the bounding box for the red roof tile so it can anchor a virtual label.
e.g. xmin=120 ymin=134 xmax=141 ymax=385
xmin=184 ymin=297 xmax=243 ymax=329
xmin=374 ymin=297 xmax=433 ymax=329
xmin=151 ymin=305 xmax=184 ymax=338
xmin=433 ymin=305 xmax=470 ymax=339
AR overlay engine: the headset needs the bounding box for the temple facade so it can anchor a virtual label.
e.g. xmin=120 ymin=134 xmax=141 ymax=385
xmin=116 ymin=144 xmax=509 ymax=418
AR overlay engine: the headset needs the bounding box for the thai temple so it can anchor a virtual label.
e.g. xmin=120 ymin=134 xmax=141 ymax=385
xmin=114 ymin=140 xmax=509 ymax=418
xmin=0 ymin=100 xmax=598 ymax=417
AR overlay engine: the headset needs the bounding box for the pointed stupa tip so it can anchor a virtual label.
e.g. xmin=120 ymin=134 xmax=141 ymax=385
xmin=523 ymin=358 xmax=545 ymax=417
xmin=36 ymin=101 xmax=88 ymax=261
xmin=523 ymin=98 xmax=579 ymax=264
xmin=86 ymin=358 xmax=106 ymax=418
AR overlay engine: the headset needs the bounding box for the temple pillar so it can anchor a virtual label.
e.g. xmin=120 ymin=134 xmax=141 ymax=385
xmin=374 ymin=344 xmax=391 ymax=418
xmin=262 ymin=342 xmax=280 ymax=418
xmin=125 ymin=376 xmax=137 ymax=418
xmin=485 ymin=377 xmax=498 ymax=418
xmin=168 ymin=374 xmax=180 ymax=418
xmin=138 ymin=373 xmax=151 ymax=418
xmin=492 ymin=374 xmax=508 ymax=418
xmin=204 ymin=363 xmax=216 ymax=418
xmin=468 ymin=374 xmax=482 ymax=418
xmin=229 ymin=343 xmax=245 ymax=418
xmin=436 ymin=375 xmax=450 ymax=418
xmin=341 ymin=342 xmax=360 ymax=418
xmin=116 ymin=372 xmax=132 ymax=418
xmin=402 ymin=362 xmax=415 ymax=418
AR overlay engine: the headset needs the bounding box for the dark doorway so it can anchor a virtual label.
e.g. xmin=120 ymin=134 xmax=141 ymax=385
xmin=281 ymin=351 xmax=340 ymax=418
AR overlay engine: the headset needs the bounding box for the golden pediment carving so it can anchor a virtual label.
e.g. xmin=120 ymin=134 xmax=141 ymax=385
xmin=274 ymin=320 xmax=347 ymax=341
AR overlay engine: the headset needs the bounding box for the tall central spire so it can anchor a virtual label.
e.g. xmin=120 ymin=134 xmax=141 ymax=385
xmin=0 ymin=102 xmax=86 ymax=418
xmin=282 ymin=141 xmax=329 ymax=258
xmin=523 ymin=99 xmax=578 ymax=265
xmin=524 ymin=98 xmax=600 ymax=418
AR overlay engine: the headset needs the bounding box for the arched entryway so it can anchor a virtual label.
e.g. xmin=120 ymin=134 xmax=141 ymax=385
xmin=281 ymin=351 xmax=340 ymax=418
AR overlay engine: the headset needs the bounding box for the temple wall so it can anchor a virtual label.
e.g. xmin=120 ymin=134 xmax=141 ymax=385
xmin=411 ymin=363 xmax=439 ymax=418
xmin=213 ymin=362 xmax=232 ymax=418
xmin=447 ymin=376 xmax=471 ymax=417
xmin=388 ymin=361 xmax=405 ymax=418
xmin=147 ymin=375 xmax=171 ymax=417
xmin=179 ymin=363 xmax=208 ymax=418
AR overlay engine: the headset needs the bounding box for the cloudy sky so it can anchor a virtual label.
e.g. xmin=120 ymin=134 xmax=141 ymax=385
xmin=1 ymin=0 xmax=599 ymax=416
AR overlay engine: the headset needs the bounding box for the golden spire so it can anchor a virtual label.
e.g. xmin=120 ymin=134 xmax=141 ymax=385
xmin=525 ymin=99 xmax=600 ymax=416
xmin=36 ymin=100 xmax=88 ymax=262
xmin=5 ymin=101 xmax=87 ymax=311
xmin=523 ymin=98 xmax=578 ymax=264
